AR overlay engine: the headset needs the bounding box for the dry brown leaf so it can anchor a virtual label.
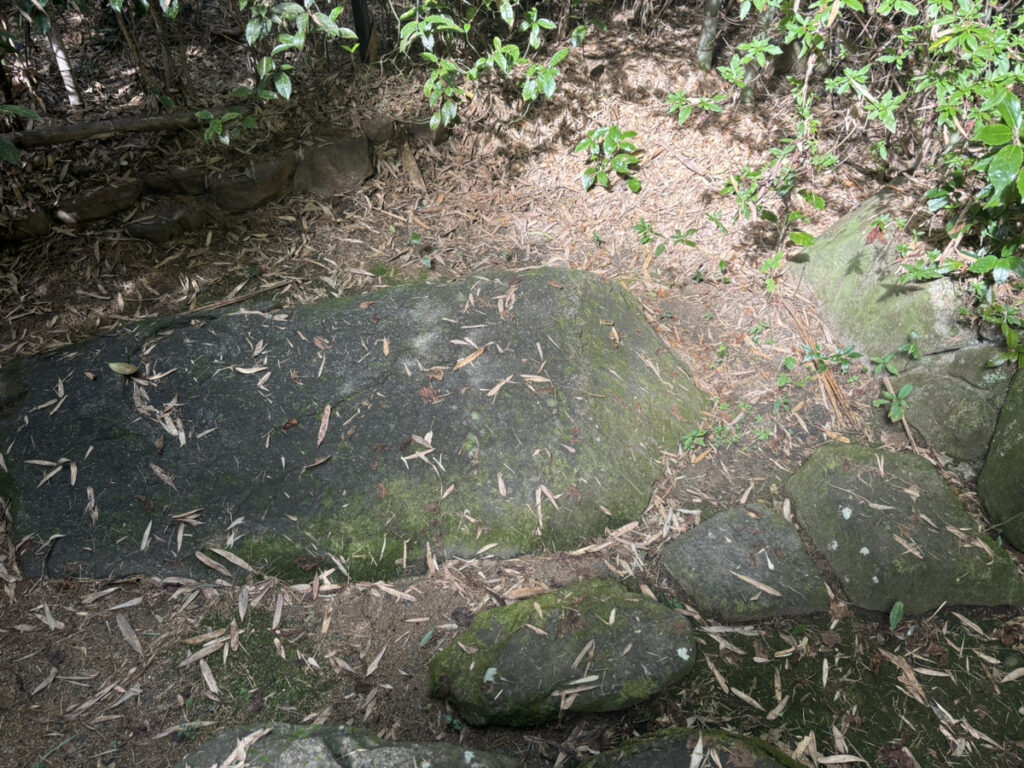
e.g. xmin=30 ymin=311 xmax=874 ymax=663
xmin=115 ymin=612 xmax=144 ymax=658
xmin=317 ymin=404 xmax=331 ymax=447
xmin=199 ymin=658 xmax=220 ymax=695
xmin=729 ymin=570 xmax=782 ymax=597
xmin=365 ymin=644 xmax=387 ymax=677
xmin=209 ymin=547 xmax=256 ymax=573
xmin=30 ymin=666 xmax=57 ymax=697
xmin=195 ymin=551 xmax=232 ymax=578
xmin=453 ymin=346 xmax=485 ymax=371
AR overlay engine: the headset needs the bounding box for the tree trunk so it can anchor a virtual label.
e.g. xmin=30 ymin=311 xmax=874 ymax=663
xmin=352 ymin=0 xmax=378 ymax=63
xmin=2 ymin=105 xmax=251 ymax=149
xmin=39 ymin=5 xmax=82 ymax=107
xmin=114 ymin=6 xmax=156 ymax=93
xmin=148 ymin=1 xmax=176 ymax=91
xmin=697 ymin=0 xmax=723 ymax=72
xmin=740 ymin=6 xmax=778 ymax=106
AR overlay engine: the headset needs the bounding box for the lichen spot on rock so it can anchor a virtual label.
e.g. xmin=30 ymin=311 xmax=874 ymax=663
xmin=677 ymin=647 xmax=691 ymax=662
xmin=841 ymin=507 xmax=852 ymax=520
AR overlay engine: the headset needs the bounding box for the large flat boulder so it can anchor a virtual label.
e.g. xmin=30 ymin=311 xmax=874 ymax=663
xmin=979 ymin=367 xmax=1024 ymax=550
xmin=785 ymin=443 xmax=1024 ymax=614
xmin=0 ymin=268 xmax=706 ymax=581
xmin=429 ymin=579 xmax=696 ymax=726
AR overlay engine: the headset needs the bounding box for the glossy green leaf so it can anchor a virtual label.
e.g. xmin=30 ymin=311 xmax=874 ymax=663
xmin=889 ymin=601 xmax=904 ymax=631
xmin=974 ymin=123 xmax=1013 ymax=146
xmin=987 ymin=144 xmax=1022 ymax=197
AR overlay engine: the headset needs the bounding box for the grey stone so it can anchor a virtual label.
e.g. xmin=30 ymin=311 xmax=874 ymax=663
xmin=1 ymin=207 xmax=52 ymax=243
xmin=55 ymin=179 xmax=143 ymax=224
xmin=293 ymin=136 xmax=373 ymax=198
xmin=0 ymin=268 xmax=706 ymax=581
xmin=895 ymin=345 xmax=1011 ymax=463
xmin=582 ymin=727 xmax=804 ymax=768
xmin=979 ymin=367 xmax=1024 ymax=551
xmin=429 ymin=578 xmax=696 ymax=726
xmin=173 ymin=723 xmax=520 ymax=767
xmin=363 ymin=116 xmax=395 ymax=145
xmin=660 ymin=504 xmax=829 ymax=621
xmin=785 ymin=443 xmax=1024 ymax=614
xmin=126 ymin=201 xmax=208 ymax=242
xmin=792 ymin=188 xmax=973 ymax=359
xmin=208 ymin=153 xmax=296 ymax=211
xmin=142 ymin=167 xmax=208 ymax=196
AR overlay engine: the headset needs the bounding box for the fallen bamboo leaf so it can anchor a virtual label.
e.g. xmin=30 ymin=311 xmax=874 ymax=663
xmin=108 ymin=362 xmax=138 ymax=375
xmin=453 ymin=347 xmax=485 ymax=371
xmin=195 ymin=551 xmax=232 ymax=578
xmin=209 ymin=548 xmax=256 ymax=573
xmin=730 ymin=686 xmax=765 ymax=711
xmin=149 ymin=463 xmax=177 ymax=491
xmin=818 ymin=757 xmax=868 ymax=765
xmin=233 ymin=366 xmax=268 ymax=375
xmin=729 ymin=570 xmax=782 ymax=597
xmin=116 ymin=612 xmax=144 ymax=658
xmin=178 ymin=640 xmax=226 ymax=668
xmin=317 ymin=404 xmax=331 ymax=447
xmin=766 ymin=694 xmax=790 ymax=721
xmin=199 ymin=658 xmax=220 ymax=695
xmin=365 ymin=644 xmax=387 ymax=677
xmin=1000 ymin=667 xmax=1024 ymax=683
xmin=30 ymin=666 xmax=57 ymax=697
xmin=140 ymin=519 xmax=152 ymax=551
xmin=300 ymin=455 xmax=332 ymax=474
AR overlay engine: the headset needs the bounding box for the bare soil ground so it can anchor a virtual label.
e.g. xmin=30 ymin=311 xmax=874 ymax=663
xmin=2 ymin=4 xmax=1023 ymax=767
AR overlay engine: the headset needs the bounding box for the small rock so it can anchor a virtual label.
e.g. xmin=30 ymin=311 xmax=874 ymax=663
xmin=979 ymin=366 xmax=1024 ymax=550
xmin=363 ymin=116 xmax=396 ymax=145
xmin=429 ymin=578 xmax=696 ymax=727
xmin=1 ymin=207 xmax=52 ymax=243
xmin=785 ymin=443 xmax=1024 ymax=614
xmin=208 ymin=153 xmax=296 ymax=212
xmin=405 ymin=120 xmax=451 ymax=145
xmin=126 ymin=201 xmax=208 ymax=242
xmin=660 ymin=504 xmax=829 ymax=622
xmin=582 ymin=727 xmax=803 ymax=768
xmin=895 ymin=345 xmax=1010 ymax=464
xmin=141 ymin=167 xmax=208 ymax=196
xmin=55 ymin=179 xmax=143 ymax=224
xmin=292 ymin=136 xmax=373 ymax=198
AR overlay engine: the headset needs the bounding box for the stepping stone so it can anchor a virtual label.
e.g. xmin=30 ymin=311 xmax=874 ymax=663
xmin=660 ymin=504 xmax=829 ymax=622
xmin=208 ymin=153 xmax=296 ymax=211
xmin=0 ymin=268 xmax=706 ymax=581
xmin=293 ymin=135 xmax=374 ymax=197
xmin=429 ymin=579 xmax=696 ymax=726
xmin=55 ymin=179 xmax=143 ymax=224
xmin=785 ymin=443 xmax=1024 ymax=614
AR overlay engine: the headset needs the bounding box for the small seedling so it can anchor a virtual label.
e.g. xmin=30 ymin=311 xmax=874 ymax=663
xmin=874 ymin=383 xmax=914 ymax=422
xmin=575 ymin=125 xmax=642 ymax=193
xmin=871 ymin=353 xmax=900 ymax=376
xmin=681 ymin=428 xmax=707 ymax=451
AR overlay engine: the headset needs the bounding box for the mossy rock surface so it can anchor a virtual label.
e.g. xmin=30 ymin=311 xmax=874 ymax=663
xmin=893 ymin=345 xmax=1011 ymax=464
xmin=582 ymin=727 xmax=803 ymax=768
xmin=785 ymin=443 xmax=1024 ymax=614
xmin=172 ymin=722 xmax=520 ymax=767
xmin=660 ymin=504 xmax=829 ymax=621
xmin=792 ymin=188 xmax=972 ymax=359
xmin=979 ymin=366 xmax=1024 ymax=550
xmin=0 ymin=267 xmax=706 ymax=581
xmin=428 ymin=578 xmax=695 ymax=726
